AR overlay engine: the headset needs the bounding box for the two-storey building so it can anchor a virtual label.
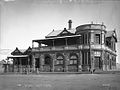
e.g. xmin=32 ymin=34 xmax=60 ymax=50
xmin=7 ymin=20 xmax=117 ymax=73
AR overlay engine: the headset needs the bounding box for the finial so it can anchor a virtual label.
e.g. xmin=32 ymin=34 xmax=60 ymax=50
xmin=64 ymin=28 xmax=66 ymax=30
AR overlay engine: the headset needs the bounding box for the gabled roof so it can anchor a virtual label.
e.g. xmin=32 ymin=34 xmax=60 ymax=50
xmin=106 ymin=31 xmax=114 ymax=37
xmin=45 ymin=30 xmax=63 ymax=38
xmin=106 ymin=30 xmax=117 ymax=42
xmin=58 ymin=28 xmax=75 ymax=36
xmin=11 ymin=47 xmax=23 ymax=55
xmin=45 ymin=28 xmax=76 ymax=38
xmin=68 ymin=28 xmax=76 ymax=34
xmin=11 ymin=47 xmax=32 ymax=55
xmin=24 ymin=46 xmax=32 ymax=55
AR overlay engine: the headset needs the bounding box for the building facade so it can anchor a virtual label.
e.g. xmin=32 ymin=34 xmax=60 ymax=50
xmin=7 ymin=20 xmax=117 ymax=73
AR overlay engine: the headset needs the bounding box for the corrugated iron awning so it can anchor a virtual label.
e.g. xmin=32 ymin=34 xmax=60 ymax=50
xmin=7 ymin=55 xmax=28 ymax=58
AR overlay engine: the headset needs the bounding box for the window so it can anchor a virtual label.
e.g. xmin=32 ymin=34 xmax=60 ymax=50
xmin=88 ymin=52 xmax=91 ymax=65
xmin=69 ymin=60 xmax=77 ymax=64
xmin=70 ymin=60 xmax=73 ymax=64
xmin=85 ymin=34 xmax=88 ymax=44
xmin=94 ymin=51 xmax=101 ymax=57
xmin=95 ymin=34 xmax=100 ymax=44
xmin=102 ymin=34 xmax=104 ymax=44
xmin=82 ymin=34 xmax=84 ymax=44
xmin=70 ymin=54 xmax=78 ymax=65
xmin=45 ymin=56 xmax=51 ymax=65
xmin=56 ymin=55 xmax=64 ymax=65
xmin=94 ymin=57 xmax=102 ymax=69
xmin=73 ymin=60 xmax=77 ymax=64
xmin=84 ymin=52 xmax=88 ymax=64
xmin=79 ymin=36 xmax=82 ymax=44
xmin=82 ymin=52 xmax=89 ymax=65
xmin=82 ymin=34 xmax=88 ymax=44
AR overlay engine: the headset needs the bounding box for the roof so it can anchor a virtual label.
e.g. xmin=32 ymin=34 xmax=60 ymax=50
xmin=19 ymin=49 xmax=26 ymax=53
xmin=45 ymin=28 xmax=76 ymax=38
xmin=106 ymin=31 xmax=114 ymax=37
xmin=33 ymin=34 xmax=81 ymax=42
xmin=68 ymin=29 xmax=76 ymax=34
xmin=46 ymin=30 xmax=63 ymax=38
xmin=11 ymin=47 xmax=32 ymax=55
xmin=106 ymin=30 xmax=116 ymax=37
xmin=106 ymin=30 xmax=117 ymax=42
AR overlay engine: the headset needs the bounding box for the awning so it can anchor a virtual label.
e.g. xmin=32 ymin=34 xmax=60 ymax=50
xmin=7 ymin=55 xmax=28 ymax=58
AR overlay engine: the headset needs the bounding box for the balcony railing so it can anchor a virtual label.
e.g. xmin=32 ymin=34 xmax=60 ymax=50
xmin=32 ymin=44 xmax=116 ymax=54
xmin=32 ymin=45 xmax=79 ymax=52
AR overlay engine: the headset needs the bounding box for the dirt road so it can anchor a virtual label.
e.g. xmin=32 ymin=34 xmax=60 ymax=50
xmin=0 ymin=73 xmax=120 ymax=90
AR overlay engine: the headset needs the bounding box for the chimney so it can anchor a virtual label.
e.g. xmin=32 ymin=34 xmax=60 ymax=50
xmin=68 ymin=20 xmax=72 ymax=30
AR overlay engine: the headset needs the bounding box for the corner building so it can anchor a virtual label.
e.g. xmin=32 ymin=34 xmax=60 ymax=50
xmin=32 ymin=20 xmax=117 ymax=72
xmin=7 ymin=20 xmax=117 ymax=73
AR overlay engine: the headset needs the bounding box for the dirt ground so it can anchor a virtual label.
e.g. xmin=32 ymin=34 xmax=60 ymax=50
xmin=0 ymin=73 xmax=120 ymax=90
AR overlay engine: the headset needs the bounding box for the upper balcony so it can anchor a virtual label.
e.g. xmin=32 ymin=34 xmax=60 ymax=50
xmin=32 ymin=44 xmax=116 ymax=55
xmin=32 ymin=34 xmax=116 ymax=55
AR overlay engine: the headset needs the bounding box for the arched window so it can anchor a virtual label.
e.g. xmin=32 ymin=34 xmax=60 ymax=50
xmin=44 ymin=55 xmax=51 ymax=65
xmin=70 ymin=54 xmax=78 ymax=65
xmin=56 ymin=54 xmax=64 ymax=65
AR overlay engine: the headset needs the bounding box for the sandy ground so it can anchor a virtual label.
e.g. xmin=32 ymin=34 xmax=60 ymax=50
xmin=0 ymin=73 xmax=120 ymax=90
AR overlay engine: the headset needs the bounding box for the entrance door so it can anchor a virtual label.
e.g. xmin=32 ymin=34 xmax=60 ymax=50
xmin=35 ymin=58 xmax=40 ymax=68
xmin=94 ymin=57 xmax=102 ymax=70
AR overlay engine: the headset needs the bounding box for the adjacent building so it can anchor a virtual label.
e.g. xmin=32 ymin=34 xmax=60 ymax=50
xmin=7 ymin=20 xmax=117 ymax=73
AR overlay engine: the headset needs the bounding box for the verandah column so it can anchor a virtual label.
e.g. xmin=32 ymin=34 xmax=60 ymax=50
xmin=32 ymin=54 xmax=35 ymax=72
xmin=17 ymin=58 xmax=19 ymax=73
xmin=12 ymin=58 xmax=15 ymax=72
xmin=27 ymin=56 xmax=30 ymax=74
xmin=19 ymin=58 xmax=22 ymax=74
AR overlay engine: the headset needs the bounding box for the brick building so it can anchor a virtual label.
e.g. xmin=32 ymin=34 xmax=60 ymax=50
xmin=7 ymin=20 xmax=117 ymax=73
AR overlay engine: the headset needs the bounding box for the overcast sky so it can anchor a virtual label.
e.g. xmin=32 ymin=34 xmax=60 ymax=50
xmin=0 ymin=0 xmax=120 ymax=63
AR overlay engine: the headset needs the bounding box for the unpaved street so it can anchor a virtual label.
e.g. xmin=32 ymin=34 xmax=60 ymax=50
xmin=0 ymin=73 xmax=120 ymax=90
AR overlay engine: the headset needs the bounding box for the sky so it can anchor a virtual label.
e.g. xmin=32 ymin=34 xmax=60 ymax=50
xmin=0 ymin=0 xmax=120 ymax=63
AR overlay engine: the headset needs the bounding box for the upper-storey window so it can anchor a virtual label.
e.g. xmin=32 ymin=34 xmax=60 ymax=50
xmin=101 ymin=34 xmax=105 ymax=44
xmin=95 ymin=34 xmax=100 ymax=44
xmin=85 ymin=34 xmax=88 ymax=44
xmin=82 ymin=34 xmax=84 ymax=44
xmin=82 ymin=34 xmax=88 ymax=44
xmin=79 ymin=37 xmax=82 ymax=44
